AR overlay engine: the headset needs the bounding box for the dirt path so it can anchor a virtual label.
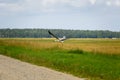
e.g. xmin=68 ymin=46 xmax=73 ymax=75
xmin=0 ymin=55 xmax=85 ymax=80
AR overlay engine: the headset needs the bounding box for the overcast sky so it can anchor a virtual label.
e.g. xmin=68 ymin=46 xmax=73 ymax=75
xmin=0 ymin=0 xmax=120 ymax=31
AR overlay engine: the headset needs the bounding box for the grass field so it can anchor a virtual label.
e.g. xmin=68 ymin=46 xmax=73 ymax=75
xmin=0 ymin=38 xmax=120 ymax=80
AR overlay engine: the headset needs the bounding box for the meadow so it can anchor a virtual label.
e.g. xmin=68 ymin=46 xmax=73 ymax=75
xmin=0 ymin=38 xmax=120 ymax=80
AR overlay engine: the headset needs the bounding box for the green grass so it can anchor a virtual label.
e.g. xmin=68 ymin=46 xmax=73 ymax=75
xmin=0 ymin=38 xmax=120 ymax=80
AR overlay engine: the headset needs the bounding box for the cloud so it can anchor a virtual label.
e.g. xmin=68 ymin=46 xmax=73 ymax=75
xmin=0 ymin=0 xmax=120 ymax=15
xmin=106 ymin=1 xmax=112 ymax=6
xmin=105 ymin=0 xmax=120 ymax=7
xmin=23 ymin=0 xmax=91 ymax=11
xmin=89 ymin=0 xmax=96 ymax=5
xmin=0 ymin=0 xmax=94 ymax=11
xmin=0 ymin=3 xmax=23 ymax=11
xmin=115 ymin=0 xmax=120 ymax=6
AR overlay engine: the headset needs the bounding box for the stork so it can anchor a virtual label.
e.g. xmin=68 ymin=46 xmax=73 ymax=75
xmin=48 ymin=30 xmax=67 ymax=43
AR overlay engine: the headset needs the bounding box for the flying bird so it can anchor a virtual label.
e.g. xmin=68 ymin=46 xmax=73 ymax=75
xmin=48 ymin=30 xmax=67 ymax=42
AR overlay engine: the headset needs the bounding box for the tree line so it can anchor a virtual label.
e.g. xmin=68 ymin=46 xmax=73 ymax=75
xmin=0 ymin=28 xmax=120 ymax=38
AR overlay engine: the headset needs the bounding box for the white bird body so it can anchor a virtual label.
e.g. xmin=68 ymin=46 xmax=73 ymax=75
xmin=55 ymin=36 xmax=66 ymax=42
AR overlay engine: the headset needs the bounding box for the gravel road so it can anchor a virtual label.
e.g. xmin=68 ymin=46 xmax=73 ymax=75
xmin=0 ymin=55 xmax=85 ymax=80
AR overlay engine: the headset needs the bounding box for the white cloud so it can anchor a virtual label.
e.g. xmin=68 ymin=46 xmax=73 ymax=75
xmin=106 ymin=1 xmax=112 ymax=6
xmin=0 ymin=1 xmax=24 ymax=12
xmin=66 ymin=0 xmax=90 ymax=7
xmin=0 ymin=0 xmax=27 ymax=16
xmin=89 ymin=0 xmax=96 ymax=5
xmin=23 ymin=0 xmax=91 ymax=10
xmin=115 ymin=0 xmax=120 ymax=6
xmin=0 ymin=0 xmax=92 ymax=14
xmin=0 ymin=0 xmax=120 ymax=14
xmin=105 ymin=0 xmax=120 ymax=7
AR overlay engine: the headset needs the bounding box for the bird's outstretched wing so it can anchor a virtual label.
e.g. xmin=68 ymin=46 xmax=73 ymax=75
xmin=48 ymin=30 xmax=59 ymax=39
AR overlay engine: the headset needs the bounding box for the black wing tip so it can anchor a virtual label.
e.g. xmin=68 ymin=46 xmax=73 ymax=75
xmin=48 ymin=30 xmax=51 ymax=34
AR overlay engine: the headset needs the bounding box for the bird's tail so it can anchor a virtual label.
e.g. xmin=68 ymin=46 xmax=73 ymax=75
xmin=62 ymin=36 xmax=66 ymax=39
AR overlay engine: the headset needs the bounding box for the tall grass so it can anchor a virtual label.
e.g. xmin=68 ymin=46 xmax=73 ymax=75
xmin=0 ymin=38 xmax=120 ymax=80
xmin=65 ymin=38 xmax=120 ymax=55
